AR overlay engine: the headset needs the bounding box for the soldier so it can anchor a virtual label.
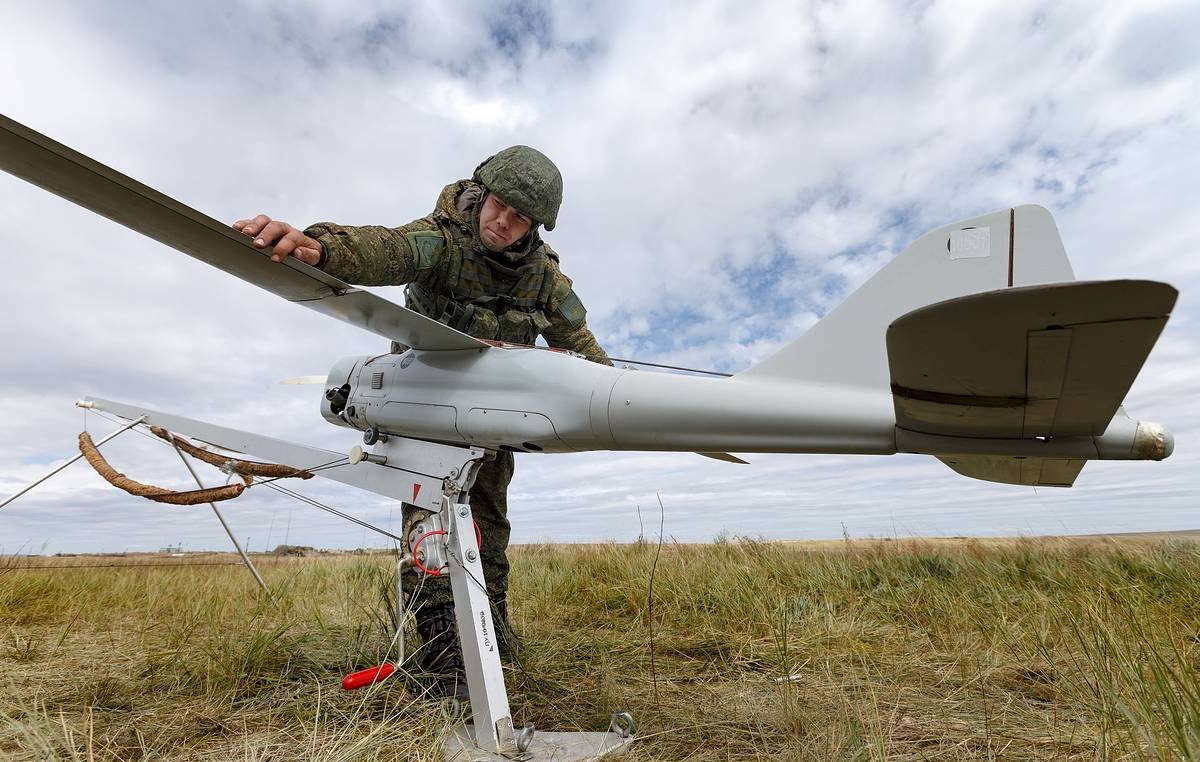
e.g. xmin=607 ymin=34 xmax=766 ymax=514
xmin=234 ymin=146 xmax=610 ymax=698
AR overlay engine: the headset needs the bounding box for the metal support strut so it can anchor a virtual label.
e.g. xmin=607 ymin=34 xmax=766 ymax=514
xmin=412 ymin=455 xmax=635 ymax=761
xmin=440 ymin=460 xmax=516 ymax=753
xmin=376 ymin=445 xmax=634 ymax=759
xmin=163 ymin=432 xmax=275 ymax=603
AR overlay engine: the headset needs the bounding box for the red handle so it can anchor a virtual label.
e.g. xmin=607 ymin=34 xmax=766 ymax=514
xmin=341 ymin=662 xmax=396 ymax=690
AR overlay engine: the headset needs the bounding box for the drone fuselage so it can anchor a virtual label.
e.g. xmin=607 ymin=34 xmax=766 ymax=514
xmin=321 ymin=347 xmax=1170 ymax=464
xmin=322 ymin=347 xmax=894 ymax=455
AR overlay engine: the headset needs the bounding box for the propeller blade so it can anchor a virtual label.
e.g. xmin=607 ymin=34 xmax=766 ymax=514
xmin=279 ymin=376 xmax=327 ymax=385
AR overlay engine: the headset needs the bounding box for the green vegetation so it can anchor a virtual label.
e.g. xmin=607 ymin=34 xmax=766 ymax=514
xmin=2 ymin=538 xmax=1198 ymax=760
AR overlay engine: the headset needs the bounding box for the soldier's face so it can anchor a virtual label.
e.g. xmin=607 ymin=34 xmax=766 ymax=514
xmin=478 ymin=192 xmax=532 ymax=251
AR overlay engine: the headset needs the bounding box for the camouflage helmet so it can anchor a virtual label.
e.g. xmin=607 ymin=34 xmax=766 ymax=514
xmin=472 ymin=145 xmax=563 ymax=231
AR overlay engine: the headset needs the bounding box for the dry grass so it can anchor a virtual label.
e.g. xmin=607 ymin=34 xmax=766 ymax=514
xmin=2 ymin=537 xmax=1198 ymax=760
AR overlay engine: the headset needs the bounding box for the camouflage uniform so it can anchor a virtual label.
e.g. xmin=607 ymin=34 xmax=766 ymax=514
xmin=304 ymin=179 xmax=610 ymax=609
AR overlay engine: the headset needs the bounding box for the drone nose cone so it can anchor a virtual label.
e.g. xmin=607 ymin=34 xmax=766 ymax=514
xmin=1134 ymin=421 xmax=1173 ymax=460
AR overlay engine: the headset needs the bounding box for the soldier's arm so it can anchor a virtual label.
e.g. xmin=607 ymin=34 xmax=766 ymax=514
xmin=542 ymin=266 xmax=613 ymax=366
xmin=302 ymin=218 xmax=448 ymax=286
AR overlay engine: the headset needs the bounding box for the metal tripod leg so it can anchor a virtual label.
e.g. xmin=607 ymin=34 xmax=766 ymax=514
xmin=441 ymin=471 xmax=515 ymax=754
xmin=437 ymin=461 xmax=634 ymax=762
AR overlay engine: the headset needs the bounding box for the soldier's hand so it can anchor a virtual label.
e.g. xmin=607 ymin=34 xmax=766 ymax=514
xmin=232 ymin=214 xmax=324 ymax=266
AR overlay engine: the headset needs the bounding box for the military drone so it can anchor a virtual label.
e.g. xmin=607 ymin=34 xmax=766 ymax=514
xmin=0 ymin=113 xmax=1176 ymax=760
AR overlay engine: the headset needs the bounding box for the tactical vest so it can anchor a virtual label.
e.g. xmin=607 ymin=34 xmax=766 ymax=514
xmin=404 ymin=217 xmax=555 ymax=345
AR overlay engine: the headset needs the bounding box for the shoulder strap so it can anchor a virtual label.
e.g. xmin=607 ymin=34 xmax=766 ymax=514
xmin=535 ymin=247 xmax=562 ymax=308
xmin=425 ymin=220 xmax=467 ymax=295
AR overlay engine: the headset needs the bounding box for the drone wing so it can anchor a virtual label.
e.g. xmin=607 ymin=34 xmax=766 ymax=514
xmin=0 ymin=113 xmax=486 ymax=352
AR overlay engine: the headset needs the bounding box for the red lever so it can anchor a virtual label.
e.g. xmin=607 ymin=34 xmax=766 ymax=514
xmin=341 ymin=662 xmax=396 ymax=690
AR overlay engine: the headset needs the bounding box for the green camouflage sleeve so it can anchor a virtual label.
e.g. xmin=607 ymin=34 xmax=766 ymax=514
xmin=542 ymin=263 xmax=612 ymax=366
xmin=303 ymin=217 xmax=448 ymax=286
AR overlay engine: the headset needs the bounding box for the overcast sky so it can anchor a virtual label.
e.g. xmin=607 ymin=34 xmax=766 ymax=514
xmin=1 ymin=1 xmax=1197 ymax=554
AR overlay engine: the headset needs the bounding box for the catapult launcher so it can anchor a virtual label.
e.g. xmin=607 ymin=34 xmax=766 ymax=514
xmin=0 ymin=113 xmax=1176 ymax=760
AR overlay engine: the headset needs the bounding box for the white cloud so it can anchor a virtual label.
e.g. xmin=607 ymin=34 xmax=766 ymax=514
xmin=1 ymin=0 xmax=1197 ymax=553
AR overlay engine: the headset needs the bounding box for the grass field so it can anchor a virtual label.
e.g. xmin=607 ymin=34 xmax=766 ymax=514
xmin=2 ymin=536 xmax=1198 ymax=760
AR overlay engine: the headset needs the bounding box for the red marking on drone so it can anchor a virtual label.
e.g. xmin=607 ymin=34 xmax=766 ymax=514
xmin=412 ymin=483 xmax=422 ymax=502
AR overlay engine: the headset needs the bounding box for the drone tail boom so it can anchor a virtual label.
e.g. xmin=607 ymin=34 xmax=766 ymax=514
xmin=731 ymin=205 xmax=1175 ymax=486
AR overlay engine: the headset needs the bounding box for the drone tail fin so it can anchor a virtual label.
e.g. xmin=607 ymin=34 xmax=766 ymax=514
xmin=736 ymin=205 xmax=1074 ymax=389
xmin=734 ymin=205 xmax=1176 ymax=486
